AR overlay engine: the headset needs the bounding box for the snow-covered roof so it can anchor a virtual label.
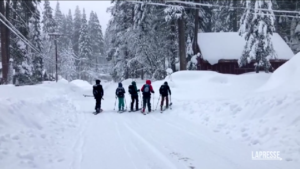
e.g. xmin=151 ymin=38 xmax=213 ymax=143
xmin=198 ymin=32 xmax=294 ymax=65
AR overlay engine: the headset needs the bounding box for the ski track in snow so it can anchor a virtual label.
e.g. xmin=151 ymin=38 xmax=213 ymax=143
xmin=68 ymin=105 xmax=286 ymax=169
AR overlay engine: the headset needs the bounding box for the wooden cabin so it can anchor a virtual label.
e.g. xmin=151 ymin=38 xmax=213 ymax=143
xmin=197 ymin=32 xmax=294 ymax=74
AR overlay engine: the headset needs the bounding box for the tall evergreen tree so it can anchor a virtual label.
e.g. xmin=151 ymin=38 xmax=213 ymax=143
xmin=54 ymin=2 xmax=66 ymax=50
xmin=78 ymin=9 xmax=92 ymax=80
xmin=238 ymin=0 xmax=276 ymax=73
xmin=73 ymin=6 xmax=82 ymax=78
xmin=65 ymin=9 xmax=74 ymax=43
xmin=41 ymin=0 xmax=56 ymax=77
xmin=73 ymin=6 xmax=81 ymax=56
xmin=88 ymin=11 xmax=105 ymax=75
xmin=42 ymin=0 xmax=55 ymax=35
xmin=106 ymin=1 xmax=134 ymax=81
xmin=59 ymin=41 xmax=76 ymax=81
xmin=29 ymin=6 xmax=43 ymax=83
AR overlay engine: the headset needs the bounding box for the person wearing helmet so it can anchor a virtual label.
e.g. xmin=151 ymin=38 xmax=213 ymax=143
xmin=141 ymin=80 xmax=155 ymax=113
xmin=159 ymin=81 xmax=171 ymax=111
xmin=93 ymin=79 xmax=104 ymax=113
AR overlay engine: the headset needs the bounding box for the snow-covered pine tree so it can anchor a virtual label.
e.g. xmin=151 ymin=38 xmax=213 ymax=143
xmin=290 ymin=16 xmax=300 ymax=53
xmin=106 ymin=0 xmax=134 ymax=81
xmin=210 ymin=0 xmax=241 ymax=32
xmin=238 ymin=0 xmax=276 ymax=73
xmin=65 ymin=9 xmax=74 ymax=45
xmin=59 ymin=40 xmax=76 ymax=81
xmin=10 ymin=0 xmax=41 ymax=85
xmin=78 ymin=9 xmax=92 ymax=80
xmin=73 ymin=6 xmax=82 ymax=56
xmin=165 ymin=4 xmax=187 ymax=71
xmin=41 ymin=0 xmax=56 ymax=78
xmin=42 ymin=0 xmax=56 ymax=36
xmin=29 ymin=6 xmax=43 ymax=83
xmin=273 ymin=0 xmax=298 ymax=53
xmin=73 ymin=6 xmax=82 ymax=78
xmin=88 ymin=11 xmax=105 ymax=76
xmin=54 ymin=1 xmax=66 ymax=50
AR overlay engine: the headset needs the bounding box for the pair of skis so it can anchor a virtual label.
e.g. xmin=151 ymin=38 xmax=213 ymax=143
xmin=119 ymin=108 xmax=142 ymax=113
xmin=128 ymin=108 xmax=142 ymax=112
xmin=161 ymin=103 xmax=172 ymax=113
xmin=93 ymin=109 xmax=103 ymax=115
xmin=140 ymin=103 xmax=173 ymax=115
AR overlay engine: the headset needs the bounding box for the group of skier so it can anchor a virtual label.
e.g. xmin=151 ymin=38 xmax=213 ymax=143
xmin=92 ymin=79 xmax=171 ymax=114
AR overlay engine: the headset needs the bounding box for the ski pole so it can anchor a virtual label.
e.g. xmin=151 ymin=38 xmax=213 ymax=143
xmin=139 ymin=93 xmax=142 ymax=109
xmin=152 ymin=94 xmax=154 ymax=107
xmin=113 ymin=96 xmax=117 ymax=110
xmin=169 ymin=95 xmax=172 ymax=109
xmin=155 ymin=95 xmax=161 ymax=110
xmin=83 ymin=94 xmax=104 ymax=100
xmin=124 ymin=97 xmax=127 ymax=110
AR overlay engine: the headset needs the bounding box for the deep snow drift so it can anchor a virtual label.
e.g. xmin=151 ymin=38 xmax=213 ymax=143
xmin=1 ymin=54 xmax=300 ymax=169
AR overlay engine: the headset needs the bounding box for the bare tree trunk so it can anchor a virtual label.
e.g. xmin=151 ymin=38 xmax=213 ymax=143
xmin=6 ymin=0 xmax=10 ymax=83
xmin=193 ymin=0 xmax=200 ymax=55
xmin=178 ymin=15 xmax=186 ymax=70
xmin=0 ymin=1 xmax=8 ymax=84
xmin=141 ymin=69 xmax=144 ymax=80
xmin=170 ymin=20 xmax=176 ymax=72
xmin=232 ymin=0 xmax=238 ymax=31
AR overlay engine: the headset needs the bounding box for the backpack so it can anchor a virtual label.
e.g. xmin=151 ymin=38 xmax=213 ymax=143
xmin=93 ymin=85 xmax=99 ymax=96
xmin=159 ymin=85 xmax=166 ymax=94
xmin=143 ymin=84 xmax=150 ymax=93
xmin=128 ymin=85 xmax=133 ymax=94
xmin=116 ymin=87 xmax=123 ymax=96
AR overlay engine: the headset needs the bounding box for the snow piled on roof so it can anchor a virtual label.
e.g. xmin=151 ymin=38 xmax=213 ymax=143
xmin=198 ymin=32 xmax=294 ymax=65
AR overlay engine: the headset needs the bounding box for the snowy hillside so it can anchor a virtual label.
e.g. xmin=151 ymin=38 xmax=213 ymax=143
xmin=1 ymin=54 xmax=300 ymax=169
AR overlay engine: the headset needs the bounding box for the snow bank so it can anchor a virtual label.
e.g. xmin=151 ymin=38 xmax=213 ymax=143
xmin=151 ymin=70 xmax=270 ymax=100
xmin=258 ymin=52 xmax=300 ymax=92
xmin=0 ymin=83 xmax=81 ymax=169
xmin=70 ymin=79 xmax=92 ymax=90
xmin=145 ymin=70 xmax=300 ymax=164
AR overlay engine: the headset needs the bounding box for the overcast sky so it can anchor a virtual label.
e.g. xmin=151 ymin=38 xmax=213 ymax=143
xmin=46 ymin=1 xmax=112 ymax=33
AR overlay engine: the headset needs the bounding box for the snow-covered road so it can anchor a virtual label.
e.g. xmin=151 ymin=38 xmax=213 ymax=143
xmin=67 ymin=94 xmax=283 ymax=169
xmin=2 ymin=68 xmax=300 ymax=169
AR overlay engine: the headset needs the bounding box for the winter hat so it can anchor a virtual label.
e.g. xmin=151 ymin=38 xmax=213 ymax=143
xmin=164 ymin=81 xmax=168 ymax=85
xmin=118 ymin=82 xmax=122 ymax=87
xmin=146 ymin=80 xmax=151 ymax=85
xmin=96 ymin=79 xmax=101 ymax=84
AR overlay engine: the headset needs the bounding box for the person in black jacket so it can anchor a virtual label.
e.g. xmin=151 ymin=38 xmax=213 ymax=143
xmin=159 ymin=81 xmax=171 ymax=111
xmin=128 ymin=81 xmax=140 ymax=111
xmin=93 ymin=79 xmax=104 ymax=113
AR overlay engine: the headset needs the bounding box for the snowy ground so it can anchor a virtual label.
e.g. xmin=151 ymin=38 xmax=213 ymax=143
xmin=1 ymin=54 xmax=300 ymax=169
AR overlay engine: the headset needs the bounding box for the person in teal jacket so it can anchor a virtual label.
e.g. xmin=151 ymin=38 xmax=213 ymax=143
xmin=115 ymin=82 xmax=125 ymax=111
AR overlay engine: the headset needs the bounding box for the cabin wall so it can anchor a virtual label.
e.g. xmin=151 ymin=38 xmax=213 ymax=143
xmin=197 ymin=58 xmax=287 ymax=74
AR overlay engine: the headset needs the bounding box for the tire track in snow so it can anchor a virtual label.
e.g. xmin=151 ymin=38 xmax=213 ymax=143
xmin=123 ymin=121 xmax=178 ymax=169
xmin=150 ymin=115 xmax=243 ymax=167
xmin=69 ymin=113 xmax=89 ymax=169
xmin=127 ymin=116 xmax=191 ymax=169
xmin=148 ymin=114 xmax=281 ymax=169
xmin=114 ymin=120 xmax=139 ymax=169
